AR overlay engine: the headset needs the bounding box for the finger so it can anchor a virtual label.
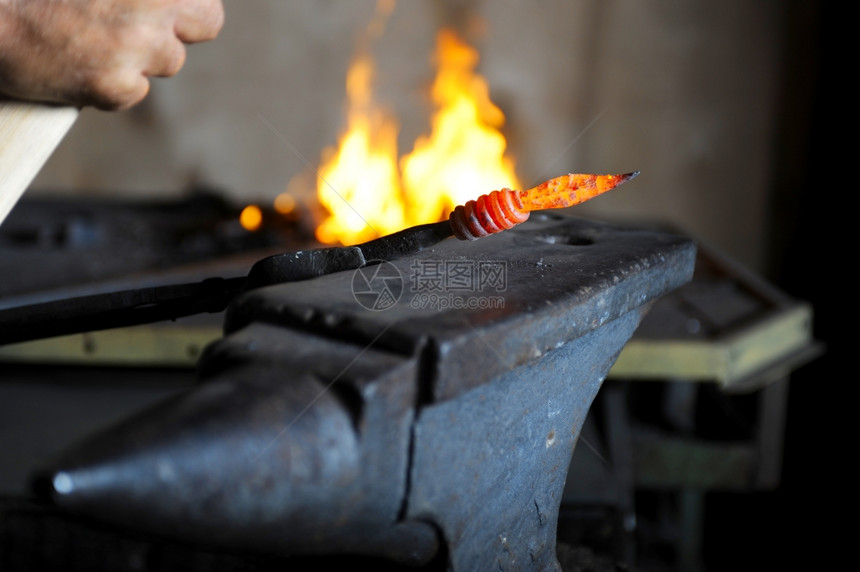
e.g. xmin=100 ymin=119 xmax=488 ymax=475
xmin=174 ymin=0 xmax=224 ymax=44
xmin=145 ymin=35 xmax=187 ymax=78
xmin=85 ymin=70 xmax=151 ymax=111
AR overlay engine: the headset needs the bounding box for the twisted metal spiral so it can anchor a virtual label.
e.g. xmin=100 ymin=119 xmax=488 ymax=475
xmin=449 ymin=188 xmax=530 ymax=241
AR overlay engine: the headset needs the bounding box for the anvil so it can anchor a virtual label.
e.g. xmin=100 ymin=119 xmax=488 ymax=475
xmin=32 ymin=213 xmax=696 ymax=570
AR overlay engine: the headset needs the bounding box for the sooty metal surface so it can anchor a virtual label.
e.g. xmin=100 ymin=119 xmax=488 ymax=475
xmin=32 ymin=214 xmax=696 ymax=570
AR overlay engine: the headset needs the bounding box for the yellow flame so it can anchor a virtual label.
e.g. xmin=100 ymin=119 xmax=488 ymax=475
xmin=314 ymin=27 xmax=519 ymax=245
xmin=239 ymin=204 xmax=263 ymax=232
xmin=401 ymin=29 xmax=519 ymax=223
xmin=273 ymin=192 xmax=297 ymax=215
xmin=315 ymin=53 xmax=406 ymax=245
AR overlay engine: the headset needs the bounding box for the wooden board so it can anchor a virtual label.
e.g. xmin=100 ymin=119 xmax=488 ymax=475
xmin=0 ymin=102 xmax=79 ymax=226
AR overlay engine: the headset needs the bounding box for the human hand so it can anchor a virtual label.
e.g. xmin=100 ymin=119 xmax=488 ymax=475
xmin=0 ymin=0 xmax=224 ymax=110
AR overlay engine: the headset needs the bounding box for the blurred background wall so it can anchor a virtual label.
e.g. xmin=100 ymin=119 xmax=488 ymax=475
xmin=33 ymin=0 xmax=781 ymax=273
xmin=22 ymin=0 xmax=846 ymax=569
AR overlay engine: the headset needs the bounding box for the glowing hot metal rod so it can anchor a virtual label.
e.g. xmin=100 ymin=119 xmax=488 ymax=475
xmin=449 ymin=172 xmax=640 ymax=240
xmin=0 ymin=172 xmax=638 ymax=346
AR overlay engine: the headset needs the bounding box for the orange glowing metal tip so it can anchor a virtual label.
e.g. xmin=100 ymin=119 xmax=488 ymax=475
xmin=450 ymin=172 xmax=639 ymax=240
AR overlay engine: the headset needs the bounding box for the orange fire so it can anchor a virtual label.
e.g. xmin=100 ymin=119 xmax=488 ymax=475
xmin=315 ymin=52 xmax=406 ymax=245
xmin=313 ymin=28 xmax=520 ymax=245
xmin=239 ymin=204 xmax=263 ymax=232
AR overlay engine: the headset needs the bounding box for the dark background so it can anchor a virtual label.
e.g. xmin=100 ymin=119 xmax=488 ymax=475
xmin=703 ymin=2 xmax=848 ymax=570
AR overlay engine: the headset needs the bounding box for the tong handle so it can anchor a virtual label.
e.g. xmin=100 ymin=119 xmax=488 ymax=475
xmin=0 ymin=278 xmax=245 ymax=346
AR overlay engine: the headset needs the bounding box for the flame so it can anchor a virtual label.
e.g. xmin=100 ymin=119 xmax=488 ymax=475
xmin=239 ymin=204 xmax=263 ymax=232
xmin=315 ymin=53 xmax=407 ymax=245
xmin=313 ymin=27 xmax=519 ymax=245
xmin=273 ymin=192 xmax=297 ymax=215
xmin=400 ymin=29 xmax=519 ymax=225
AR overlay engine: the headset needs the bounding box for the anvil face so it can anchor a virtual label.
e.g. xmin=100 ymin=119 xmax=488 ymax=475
xmin=34 ymin=214 xmax=696 ymax=570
